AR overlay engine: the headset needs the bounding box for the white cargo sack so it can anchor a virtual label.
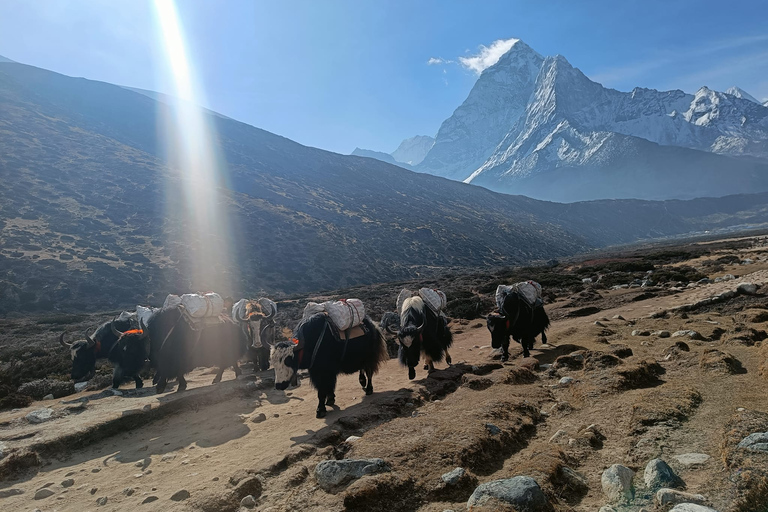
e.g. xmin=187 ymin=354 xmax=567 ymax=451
xmin=496 ymin=281 xmax=543 ymax=311
xmin=419 ymin=288 xmax=447 ymax=314
xmin=162 ymin=294 xmax=182 ymax=311
xmin=136 ymin=305 xmax=158 ymax=327
xmin=302 ymin=299 xmax=366 ymax=331
xmin=232 ymin=298 xmax=249 ymax=322
xmin=163 ymin=293 xmax=224 ymax=318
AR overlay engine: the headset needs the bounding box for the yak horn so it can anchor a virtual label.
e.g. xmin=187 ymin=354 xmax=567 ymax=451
xmin=417 ymin=318 xmax=426 ymax=331
xmin=59 ymin=332 xmax=72 ymax=348
xmin=385 ymin=323 xmax=399 ymax=334
xmin=111 ymin=317 xmax=124 ymax=338
xmin=139 ymin=318 xmax=149 ymax=339
xmin=85 ymin=327 xmax=96 ymax=348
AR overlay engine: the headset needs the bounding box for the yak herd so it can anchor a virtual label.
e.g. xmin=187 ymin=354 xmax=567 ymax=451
xmin=58 ymin=283 xmax=550 ymax=419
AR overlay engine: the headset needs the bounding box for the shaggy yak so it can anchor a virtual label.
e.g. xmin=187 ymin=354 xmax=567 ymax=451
xmin=487 ymin=291 xmax=550 ymax=360
xmin=270 ymin=313 xmax=388 ymax=418
xmin=384 ymin=295 xmax=453 ymax=380
xmin=145 ymin=308 xmax=250 ymax=393
xmin=233 ymin=298 xmax=277 ymax=372
xmin=60 ymin=311 xmax=137 ymax=383
xmin=107 ymin=320 xmax=151 ymax=388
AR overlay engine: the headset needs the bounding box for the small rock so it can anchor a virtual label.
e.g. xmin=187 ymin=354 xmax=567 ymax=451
xmin=241 ymin=495 xmax=257 ymax=508
xmin=655 ymin=488 xmax=709 ymax=507
xmin=653 ymin=330 xmax=671 ymax=338
xmin=43 ymin=394 xmax=54 ymax=400
xmin=61 ymin=478 xmax=75 ymax=488
xmin=123 ymin=488 xmax=135 ymax=496
xmin=485 ymin=423 xmax=501 ymax=435
xmin=74 ymin=382 xmax=88 ymax=392
xmin=161 ymin=453 xmax=176 ymax=462
xmin=110 ymin=389 xmax=123 ymax=396
xmin=737 ymin=432 xmax=768 ymax=453
xmin=90 ymin=487 xmax=98 ymax=494
xmin=467 ymin=476 xmax=550 ymax=510
xmin=314 ymin=458 xmax=390 ymax=491
xmin=632 ymin=330 xmax=651 ymax=337
xmin=558 ymin=376 xmax=575 ymax=386
xmin=560 ymin=466 xmax=588 ymax=491
xmin=96 ymin=496 xmax=108 ymax=506
xmin=669 ymin=504 xmax=719 ymax=512
xmin=273 ymin=413 xmax=279 ymax=418
xmin=251 ymin=413 xmax=267 ymax=423
xmin=612 ymin=315 xmax=625 ymax=320
xmin=170 ymin=489 xmax=190 ymax=501
xmin=34 ymin=488 xmax=56 ymax=500
xmin=441 ymin=467 xmax=466 ymax=485
xmin=141 ymin=496 xmax=159 ymax=504
xmin=142 ymin=404 xmax=152 ymax=412
xmin=673 ymin=453 xmax=711 ymax=467
xmin=737 ymin=282 xmax=758 ymax=295
xmin=601 ymin=464 xmax=634 ymax=503
xmin=599 ymin=507 xmax=618 ymax=512
xmin=92 ymin=468 xmax=101 ymax=473
xmin=644 ymin=459 xmax=685 ymax=490
xmin=672 ymin=330 xmax=703 ymax=340
xmin=26 ymin=408 xmax=55 ymax=424
xmin=0 ymin=488 xmax=24 ymax=498
xmin=345 ymin=436 xmax=361 ymax=443
xmin=595 ymin=321 xmax=606 ymax=327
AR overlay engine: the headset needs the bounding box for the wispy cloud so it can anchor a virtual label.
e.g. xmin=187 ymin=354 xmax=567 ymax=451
xmin=458 ymin=38 xmax=519 ymax=75
xmin=427 ymin=57 xmax=452 ymax=65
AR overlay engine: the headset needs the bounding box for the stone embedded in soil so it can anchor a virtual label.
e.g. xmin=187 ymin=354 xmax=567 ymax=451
xmin=674 ymin=453 xmax=711 ymax=467
xmin=655 ymin=488 xmax=708 ymax=507
xmin=251 ymin=413 xmax=267 ymax=423
xmin=34 ymin=488 xmax=55 ymax=500
xmin=314 ymin=458 xmax=390 ymax=491
xmin=737 ymin=282 xmax=758 ymax=295
xmin=644 ymin=458 xmax=685 ymax=491
xmin=653 ymin=330 xmax=671 ymax=338
xmin=560 ymin=467 xmax=589 ymax=492
xmin=672 ymin=330 xmax=704 ymax=340
xmin=632 ymin=330 xmax=651 ymax=336
xmin=96 ymin=496 xmax=108 ymax=506
xmin=123 ymin=488 xmax=135 ymax=496
xmin=466 ymin=476 xmax=551 ymax=511
xmin=141 ymin=496 xmax=159 ymax=504
xmin=601 ymin=464 xmax=634 ymax=503
xmin=485 ymin=423 xmax=501 ymax=435
xmin=26 ymin=408 xmax=54 ymax=424
xmin=170 ymin=489 xmax=190 ymax=501
xmin=0 ymin=488 xmax=24 ymax=498
xmin=558 ymin=377 xmax=575 ymax=386
xmin=241 ymin=495 xmax=257 ymax=508
xmin=669 ymin=504 xmax=719 ymax=512
xmin=61 ymin=478 xmax=74 ymax=488
xmin=737 ymin=432 xmax=768 ymax=453
xmin=74 ymin=382 xmax=88 ymax=392
xmin=442 ymin=467 xmax=466 ymax=485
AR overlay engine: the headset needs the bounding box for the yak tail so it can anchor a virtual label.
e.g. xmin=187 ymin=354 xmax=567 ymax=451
xmin=363 ymin=316 xmax=389 ymax=372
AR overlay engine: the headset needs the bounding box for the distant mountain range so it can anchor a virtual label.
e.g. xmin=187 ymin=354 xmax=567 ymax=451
xmin=351 ymin=135 xmax=434 ymax=169
xmin=3 ymin=57 xmax=768 ymax=314
xmin=356 ymin=40 xmax=768 ymax=202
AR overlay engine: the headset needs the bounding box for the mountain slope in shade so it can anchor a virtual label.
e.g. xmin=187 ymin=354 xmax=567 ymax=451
xmin=391 ymin=135 xmax=434 ymax=165
xmin=350 ymin=147 xmax=403 ymax=166
xmin=416 ymin=40 xmax=768 ymax=201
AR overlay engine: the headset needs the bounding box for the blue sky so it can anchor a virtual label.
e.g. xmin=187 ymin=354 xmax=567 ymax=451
xmin=1 ymin=0 xmax=767 ymax=155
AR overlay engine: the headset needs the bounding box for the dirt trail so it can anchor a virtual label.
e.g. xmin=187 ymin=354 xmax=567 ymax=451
xmin=1 ymin=262 xmax=768 ymax=511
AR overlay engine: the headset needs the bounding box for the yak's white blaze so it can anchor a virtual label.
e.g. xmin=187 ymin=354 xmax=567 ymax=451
xmin=270 ymin=344 xmax=295 ymax=385
xmin=249 ymin=319 xmax=262 ymax=348
xmin=71 ymin=347 xmax=78 ymax=361
xmin=399 ymin=296 xmax=424 ymax=348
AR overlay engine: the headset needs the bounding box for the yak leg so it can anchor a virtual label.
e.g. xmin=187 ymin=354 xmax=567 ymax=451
xmin=445 ymin=349 xmax=452 ymax=365
xmin=408 ymin=366 xmax=416 ymax=380
xmin=233 ymin=361 xmax=242 ymax=378
xmin=522 ymin=338 xmax=534 ymax=359
xmin=426 ymin=356 xmax=435 ymax=373
xmin=112 ymin=365 xmax=124 ymax=389
xmin=316 ymin=387 xmax=329 ymax=418
xmin=134 ymin=375 xmax=144 ymax=389
xmin=501 ymin=339 xmax=510 ymax=363
xmin=359 ymin=370 xmax=367 ymax=390
xmin=212 ymin=368 xmax=224 ymax=384
xmin=324 ymin=374 xmax=337 ymax=407
xmin=156 ymin=375 xmax=168 ymax=394
xmin=364 ymin=368 xmax=374 ymax=395
xmin=541 ymin=330 xmax=548 ymax=345
xmin=177 ymin=374 xmax=188 ymax=392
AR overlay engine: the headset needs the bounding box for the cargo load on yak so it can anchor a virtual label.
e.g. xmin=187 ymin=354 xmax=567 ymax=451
xmin=495 ymin=281 xmax=543 ymax=312
xmin=302 ymin=298 xmax=365 ymax=332
xmin=136 ymin=305 xmax=159 ymax=327
xmin=395 ymin=288 xmax=447 ymax=317
xmin=163 ymin=293 xmax=224 ymax=318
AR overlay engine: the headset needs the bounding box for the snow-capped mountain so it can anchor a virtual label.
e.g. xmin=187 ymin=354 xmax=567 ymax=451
xmin=416 ymin=40 xmax=768 ymax=201
xmin=726 ymin=86 xmax=761 ymax=104
xmin=391 ymin=135 xmax=434 ymax=165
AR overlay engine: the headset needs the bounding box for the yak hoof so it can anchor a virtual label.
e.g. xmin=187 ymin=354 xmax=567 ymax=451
xmin=156 ymin=384 xmax=166 ymax=394
xmin=365 ymin=387 xmax=373 ymax=396
xmin=408 ymin=367 xmax=416 ymax=380
xmin=522 ymin=350 xmax=530 ymax=358
xmin=136 ymin=380 xmax=144 ymax=389
xmin=446 ymin=355 xmax=452 ymax=365
xmin=501 ymin=354 xmax=509 ymax=363
xmin=316 ymin=408 xmax=327 ymax=419
xmin=325 ymin=397 xmax=335 ymax=406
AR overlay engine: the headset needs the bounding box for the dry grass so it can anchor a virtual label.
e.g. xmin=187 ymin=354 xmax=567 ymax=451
xmin=630 ymin=385 xmax=702 ymax=434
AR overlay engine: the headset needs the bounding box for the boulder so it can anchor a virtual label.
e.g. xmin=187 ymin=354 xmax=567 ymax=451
xmin=442 ymin=468 xmax=466 ymax=485
xmin=737 ymin=432 xmax=768 ymax=453
xmin=669 ymin=505 xmax=719 ymax=512
xmin=315 ymin=458 xmax=390 ymax=491
xmin=34 ymin=488 xmax=55 ymax=500
xmin=655 ymin=488 xmax=708 ymax=507
xmin=467 ymin=476 xmax=551 ymax=511
xmin=737 ymin=282 xmax=758 ymax=295
xmin=672 ymin=330 xmax=703 ymax=340
xmin=644 ymin=459 xmax=685 ymax=490
xmin=601 ymin=464 xmax=634 ymax=503
xmin=26 ymin=408 xmax=54 ymax=424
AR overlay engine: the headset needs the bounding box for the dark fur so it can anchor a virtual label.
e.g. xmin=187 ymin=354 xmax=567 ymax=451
xmin=487 ymin=292 xmax=550 ymax=360
xmin=146 ymin=308 xmax=249 ymax=393
xmin=69 ymin=312 xmax=135 ymax=382
xmin=276 ymin=314 xmax=388 ymax=418
xmin=107 ymin=332 xmax=149 ymax=389
xmin=397 ymin=303 xmax=453 ymax=380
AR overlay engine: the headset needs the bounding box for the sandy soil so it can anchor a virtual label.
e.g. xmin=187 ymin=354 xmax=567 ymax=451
xmin=1 ymin=256 xmax=768 ymax=512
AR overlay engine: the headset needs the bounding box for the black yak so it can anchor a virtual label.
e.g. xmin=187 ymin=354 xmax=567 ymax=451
xmin=145 ymin=308 xmax=249 ymax=393
xmin=59 ymin=311 xmax=137 ymax=382
xmin=270 ymin=313 xmax=388 ymax=418
xmin=107 ymin=321 xmax=150 ymax=388
xmin=384 ymin=295 xmax=453 ymax=380
xmin=487 ymin=291 xmax=550 ymax=360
